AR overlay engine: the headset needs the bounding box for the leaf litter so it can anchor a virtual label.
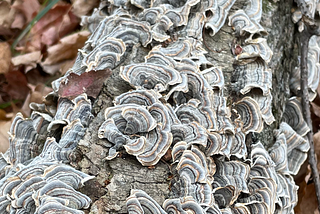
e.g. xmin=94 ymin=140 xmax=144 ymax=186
xmin=0 ymin=0 xmax=98 ymax=151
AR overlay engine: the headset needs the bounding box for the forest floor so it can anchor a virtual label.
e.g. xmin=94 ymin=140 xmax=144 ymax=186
xmin=0 ymin=0 xmax=99 ymax=152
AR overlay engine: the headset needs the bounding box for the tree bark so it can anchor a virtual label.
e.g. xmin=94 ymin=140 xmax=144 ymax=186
xmin=76 ymin=0 xmax=301 ymax=213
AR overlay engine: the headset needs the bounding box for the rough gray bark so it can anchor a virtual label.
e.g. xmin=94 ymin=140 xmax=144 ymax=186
xmin=76 ymin=0 xmax=299 ymax=213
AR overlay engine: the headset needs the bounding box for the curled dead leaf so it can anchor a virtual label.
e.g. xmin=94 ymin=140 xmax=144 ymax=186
xmin=11 ymin=51 xmax=42 ymax=73
xmin=58 ymin=69 xmax=112 ymax=99
xmin=26 ymin=3 xmax=80 ymax=51
xmin=71 ymin=0 xmax=99 ymax=17
xmin=12 ymin=0 xmax=40 ymax=25
xmin=3 ymin=70 xmax=30 ymax=100
xmin=42 ymin=31 xmax=90 ymax=66
xmin=0 ymin=42 xmax=11 ymax=74
xmin=0 ymin=120 xmax=10 ymax=153
xmin=295 ymin=182 xmax=318 ymax=214
xmin=0 ymin=1 xmax=16 ymax=34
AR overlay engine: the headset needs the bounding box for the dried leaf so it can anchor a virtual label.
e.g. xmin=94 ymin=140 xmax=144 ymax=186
xmin=20 ymin=83 xmax=52 ymax=117
xmin=11 ymin=51 xmax=41 ymax=72
xmin=314 ymin=131 xmax=320 ymax=157
xmin=27 ymin=3 xmax=80 ymax=51
xmin=0 ymin=1 xmax=16 ymax=33
xmin=0 ymin=109 xmax=8 ymax=120
xmin=42 ymin=30 xmax=90 ymax=66
xmin=29 ymin=83 xmax=52 ymax=104
xmin=295 ymin=182 xmax=318 ymax=214
xmin=20 ymin=92 xmax=31 ymax=117
xmin=71 ymin=0 xmax=99 ymax=17
xmin=12 ymin=0 xmax=40 ymax=24
xmin=3 ymin=70 xmax=30 ymax=100
xmin=0 ymin=120 xmax=10 ymax=153
xmin=311 ymin=102 xmax=320 ymax=118
xmin=0 ymin=42 xmax=11 ymax=74
xmin=60 ymin=59 xmax=76 ymax=75
xmin=41 ymin=62 xmax=66 ymax=75
xmin=11 ymin=12 xmax=25 ymax=29
xmin=58 ymin=69 xmax=112 ymax=99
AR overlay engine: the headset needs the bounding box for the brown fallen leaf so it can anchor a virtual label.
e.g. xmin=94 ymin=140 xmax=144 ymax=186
xmin=42 ymin=30 xmax=90 ymax=66
xmin=3 ymin=70 xmax=30 ymax=100
xmin=60 ymin=59 xmax=77 ymax=75
xmin=20 ymin=83 xmax=52 ymax=117
xmin=311 ymin=102 xmax=320 ymax=118
xmin=0 ymin=109 xmax=9 ymax=121
xmin=0 ymin=1 xmax=16 ymax=35
xmin=30 ymin=83 xmax=52 ymax=104
xmin=11 ymin=51 xmax=41 ymax=72
xmin=0 ymin=42 xmax=11 ymax=74
xmin=0 ymin=120 xmax=11 ymax=153
xmin=25 ymin=3 xmax=80 ymax=51
xmin=314 ymin=131 xmax=320 ymax=157
xmin=71 ymin=0 xmax=99 ymax=17
xmin=20 ymin=92 xmax=31 ymax=117
xmin=295 ymin=182 xmax=318 ymax=214
xmin=11 ymin=12 xmax=25 ymax=29
xmin=12 ymin=0 xmax=40 ymax=25
xmin=58 ymin=69 xmax=112 ymax=99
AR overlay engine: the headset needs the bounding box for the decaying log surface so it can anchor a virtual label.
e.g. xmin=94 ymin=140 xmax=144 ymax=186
xmin=2 ymin=0 xmax=320 ymax=213
xmin=77 ymin=0 xmax=299 ymax=213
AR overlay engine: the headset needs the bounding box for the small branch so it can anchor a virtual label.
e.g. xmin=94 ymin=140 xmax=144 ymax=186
xmin=300 ymin=29 xmax=320 ymax=212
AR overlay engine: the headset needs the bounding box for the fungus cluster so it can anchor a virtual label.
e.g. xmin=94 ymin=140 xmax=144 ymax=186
xmin=0 ymin=0 xmax=317 ymax=213
xmin=0 ymin=94 xmax=94 ymax=213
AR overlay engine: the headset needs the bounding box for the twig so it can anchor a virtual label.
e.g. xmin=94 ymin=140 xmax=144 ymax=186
xmin=300 ymin=29 xmax=320 ymax=212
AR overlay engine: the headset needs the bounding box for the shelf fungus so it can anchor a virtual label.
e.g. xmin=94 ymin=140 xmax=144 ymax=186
xmin=0 ymin=92 xmax=94 ymax=213
xmin=233 ymin=97 xmax=263 ymax=134
xmin=171 ymin=146 xmax=214 ymax=205
xmin=235 ymin=38 xmax=273 ymax=64
xmin=274 ymin=122 xmax=310 ymax=175
xmin=250 ymin=93 xmax=275 ymax=126
xmin=213 ymin=160 xmax=250 ymax=195
xmin=204 ymin=0 xmax=236 ymax=36
xmin=1 ymin=0 xmax=316 ymax=213
xmin=200 ymin=67 xmax=225 ymax=90
xmin=289 ymin=35 xmax=320 ymax=101
xmin=228 ymin=10 xmax=267 ymax=37
xmin=141 ymin=7 xmax=172 ymax=42
xmin=8 ymin=113 xmax=39 ymax=166
xmin=175 ymin=99 xmax=217 ymax=130
xmin=33 ymin=180 xmax=91 ymax=213
xmin=127 ymin=189 xmax=167 ymax=214
xmin=232 ymin=59 xmax=272 ymax=96
xmin=48 ymin=94 xmax=93 ymax=131
xmin=98 ymin=101 xmax=173 ymax=166
xmin=120 ymin=63 xmax=182 ymax=92
xmin=82 ymin=37 xmax=126 ymax=72
xmin=87 ymin=17 xmax=152 ymax=48
xmin=282 ymin=97 xmax=310 ymax=137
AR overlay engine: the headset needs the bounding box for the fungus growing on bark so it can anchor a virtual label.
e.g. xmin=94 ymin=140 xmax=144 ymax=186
xmin=120 ymin=63 xmax=182 ymax=92
xmin=205 ymin=0 xmax=236 ymax=35
xmin=228 ymin=10 xmax=267 ymax=36
xmin=234 ymin=97 xmax=263 ymax=134
xmin=235 ymin=38 xmax=273 ymax=63
xmin=99 ymin=101 xmax=173 ymax=166
xmin=82 ymin=37 xmax=126 ymax=72
xmin=2 ymin=0 xmax=318 ymax=213
xmin=232 ymin=59 xmax=272 ymax=96
xmin=289 ymin=35 xmax=320 ymax=101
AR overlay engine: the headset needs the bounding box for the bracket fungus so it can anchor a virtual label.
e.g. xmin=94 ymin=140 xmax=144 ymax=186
xmin=289 ymin=35 xmax=320 ymax=101
xmin=1 ymin=0 xmax=317 ymax=213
